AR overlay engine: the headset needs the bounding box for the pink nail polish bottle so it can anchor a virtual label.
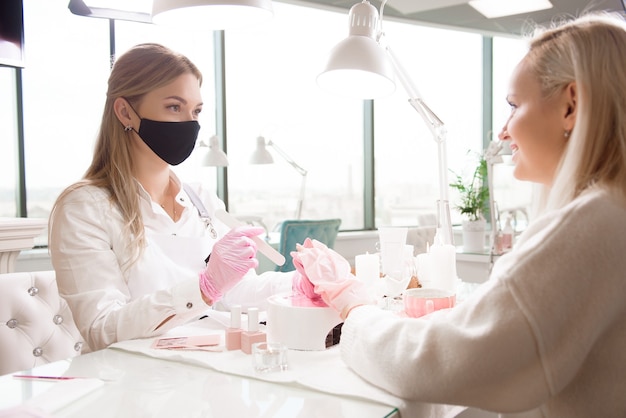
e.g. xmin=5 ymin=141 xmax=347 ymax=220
xmin=225 ymin=305 xmax=243 ymax=351
xmin=241 ymin=307 xmax=266 ymax=355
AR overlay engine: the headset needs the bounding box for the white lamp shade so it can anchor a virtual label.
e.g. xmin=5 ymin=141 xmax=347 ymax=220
xmin=317 ymin=35 xmax=395 ymax=99
xmin=152 ymin=0 xmax=273 ymax=30
xmin=317 ymin=0 xmax=395 ymax=99
xmin=201 ymin=135 xmax=229 ymax=166
xmin=250 ymin=136 xmax=274 ymax=164
xmin=203 ymin=150 xmax=229 ymax=167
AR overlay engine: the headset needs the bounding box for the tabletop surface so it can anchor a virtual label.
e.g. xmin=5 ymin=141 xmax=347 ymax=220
xmin=0 ymin=347 xmax=400 ymax=418
xmin=0 ymin=307 xmax=470 ymax=418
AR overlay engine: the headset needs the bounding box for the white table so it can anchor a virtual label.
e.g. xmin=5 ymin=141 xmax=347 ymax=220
xmin=0 ymin=223 xmax=487 ymax=417
xmin=0 ymin=348 xmax=400 ymax=418
xmin=0 ymin=312 xmax=466 ymax=418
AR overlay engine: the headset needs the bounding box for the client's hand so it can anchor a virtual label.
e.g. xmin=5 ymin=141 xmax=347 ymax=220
xmin=291 ymin=242 xmax=321 ymax=300
xmin=199 ymin=226 xmax=264 ymax=304
xmin=291 ymin=238 xmax=373 ymax=319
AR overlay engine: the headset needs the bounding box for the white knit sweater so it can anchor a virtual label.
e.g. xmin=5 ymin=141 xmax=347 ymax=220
xmin=340 ymin=187 xmax=626 ymax=417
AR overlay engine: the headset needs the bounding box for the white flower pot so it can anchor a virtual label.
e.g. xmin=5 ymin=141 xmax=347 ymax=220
xmin=462 ymin=219 xmax=486 ymax=253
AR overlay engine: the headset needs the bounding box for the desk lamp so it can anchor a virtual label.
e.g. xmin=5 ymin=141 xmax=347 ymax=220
xmin=199 ymin=135 xmax=229 ymax=167
xmin=317 ymin=0 xmax=454 ymax=246
xmin=151 ymin=0 xmax=273 ymax=29
xmin=250 ymin=136 xmax=308 ymax=219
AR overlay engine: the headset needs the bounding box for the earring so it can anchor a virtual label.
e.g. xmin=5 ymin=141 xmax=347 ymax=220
xmin=564 ymin=130 xmax=571 ymax=138
xmin=124 ymin=125 xmax=132 ymax=132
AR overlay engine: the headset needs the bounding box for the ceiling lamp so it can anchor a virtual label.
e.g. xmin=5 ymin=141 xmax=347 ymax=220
xmin=468 ymin=0 xmax=552 ymax=18
xmin=152 ymin=0 xmax=273 ymax=30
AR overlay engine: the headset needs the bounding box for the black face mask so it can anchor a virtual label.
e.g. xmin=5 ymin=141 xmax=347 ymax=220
xmin=134 ymin=118 xmax=200 ymax=165
xmin=126 ymin=102 xmax=201 ymax=165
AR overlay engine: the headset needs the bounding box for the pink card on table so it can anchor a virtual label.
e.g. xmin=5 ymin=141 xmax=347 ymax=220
xmin=151 ymin=334 xmax=221 ymax=350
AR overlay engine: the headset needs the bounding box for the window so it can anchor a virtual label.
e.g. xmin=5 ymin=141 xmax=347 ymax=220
xmin=374 ymin=22 xmax=483 ymax=227
xmin=224 ymin=2 xmax=364 ymax=230
xmin=491 ymin=36 xmax=532 ymax=230
xmin=492 ymin=36 xmax=527 ymax=139
xmin=21 ymin=0 xmax=110 ymax=223
xmin=9 ymin=0 xmax=505 ymax=238
xmin=19 ymin=0 xmax=217 ymax=236
xmin=0 ymin=68 xmax=18 ymax=217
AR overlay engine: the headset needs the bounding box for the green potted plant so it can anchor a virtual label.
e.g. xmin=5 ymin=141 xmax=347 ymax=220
xmin=450 ymin=153 xmax=489 ymax=252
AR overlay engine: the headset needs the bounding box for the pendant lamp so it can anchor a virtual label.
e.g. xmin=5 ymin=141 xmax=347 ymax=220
xmin=152 ymin=0 xmax=273 ymax=30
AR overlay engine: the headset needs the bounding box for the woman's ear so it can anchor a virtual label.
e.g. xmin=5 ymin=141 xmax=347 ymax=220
xmin=113 ymin=97 xmax=134 ymax=129
xmin=563 ymin=81 xmax=577 ymax=131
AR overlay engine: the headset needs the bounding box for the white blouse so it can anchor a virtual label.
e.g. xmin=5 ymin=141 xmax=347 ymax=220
xmin=50 ymin=173 xmax=292 ymax=351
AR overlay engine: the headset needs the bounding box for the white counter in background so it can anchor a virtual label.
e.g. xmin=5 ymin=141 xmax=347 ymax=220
xmin=0 ymin=217 xmax=47 ymax=274
xmin=256 ymin=230 xmax=496 ymax=284
xmin=15 ymin=228 xmax=496 ymax=284
xmin=455 ymin=249 xmax=500 ymax=283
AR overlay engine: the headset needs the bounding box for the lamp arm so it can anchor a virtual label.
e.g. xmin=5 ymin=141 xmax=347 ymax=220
xmin=267 ymin=140 xmax=308 ymax=177
xmin=382 ymin=38 xmax=453 ymax=245
xmin=485 ymin=140 xmax=504 ymax=269
xmin=487 ymin=161 xmax=497 ymax=257
xmin=267 ymin=140 xmax=308 ymax=219
xmin=296 ymin=173 xmax=307 ymax=219
xmin=383 ymin=42 xmax=445 ymax=139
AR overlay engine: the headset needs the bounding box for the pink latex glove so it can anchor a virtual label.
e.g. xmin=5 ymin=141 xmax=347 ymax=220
xmin=291 ymin=238 xmax=373 ymax=319
xmin=199 ymin=225 xmax=264 ymax=304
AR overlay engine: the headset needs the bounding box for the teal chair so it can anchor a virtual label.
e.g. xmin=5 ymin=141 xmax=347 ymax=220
xmin=275 ymin=219 xmax=342 ymax=272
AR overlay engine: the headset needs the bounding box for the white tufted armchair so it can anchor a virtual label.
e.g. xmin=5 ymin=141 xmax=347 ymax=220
xmin=407 ymin=226 xmax=437 ymax=255
xmin=0 ymin=270 xmax=84 ymax=375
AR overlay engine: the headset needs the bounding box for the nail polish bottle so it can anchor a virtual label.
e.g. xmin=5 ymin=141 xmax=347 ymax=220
xmin=225 ymin=305 xmax=243 ymax=351
xmin=241 ymin=307 xmax=266 ymax=355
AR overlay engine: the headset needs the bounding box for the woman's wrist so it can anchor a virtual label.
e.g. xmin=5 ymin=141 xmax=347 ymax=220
xmin=199 ymin=271 xmax=220 ymax=306
xmin=342 ymin=303 xmax=365 ymax=320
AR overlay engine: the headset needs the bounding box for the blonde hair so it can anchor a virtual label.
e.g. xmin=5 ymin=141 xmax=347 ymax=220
xmin=524 ymin=13 xmax=626 ymax=211
xmin=50 ymin=43 xmax=202 ymax=268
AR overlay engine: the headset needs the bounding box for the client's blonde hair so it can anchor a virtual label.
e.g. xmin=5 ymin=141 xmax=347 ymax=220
xmin=525 ymin=13 xmax=626 ymax=211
